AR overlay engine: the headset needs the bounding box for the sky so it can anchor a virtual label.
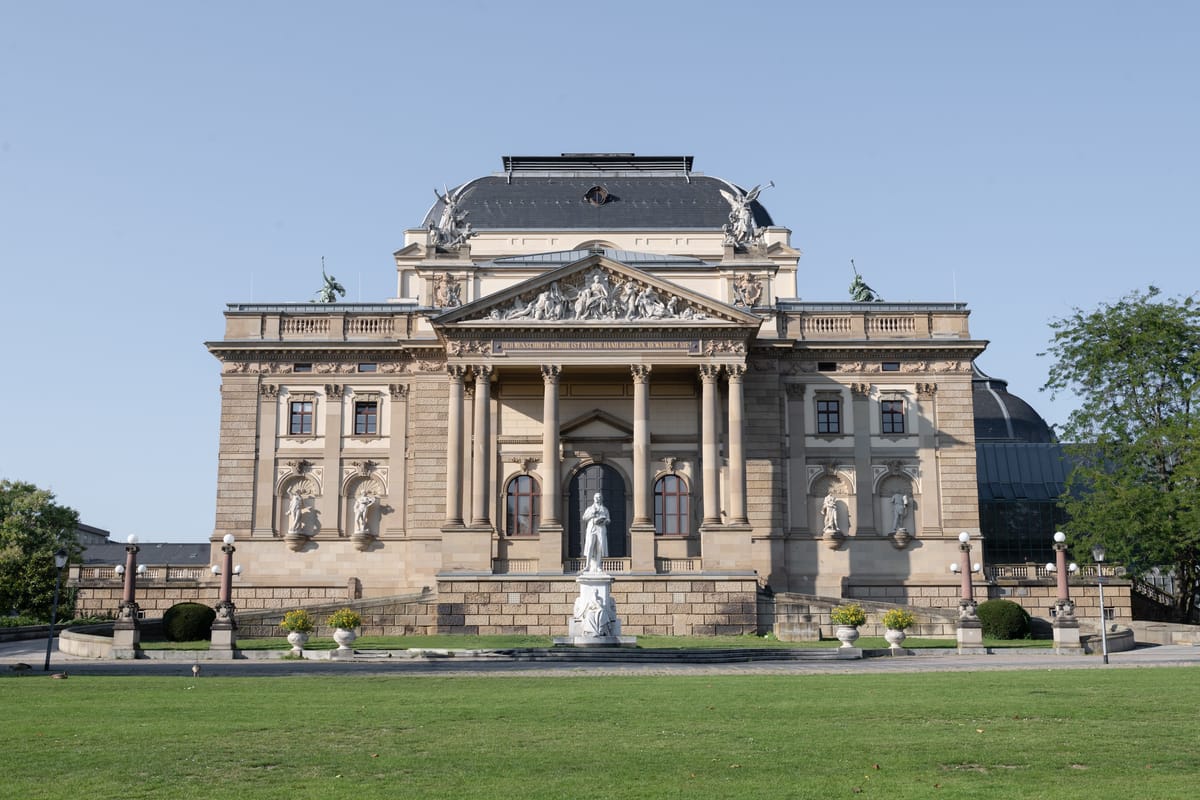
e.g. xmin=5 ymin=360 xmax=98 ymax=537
xmin=2 ymin=2 xmax=1196 ymax=543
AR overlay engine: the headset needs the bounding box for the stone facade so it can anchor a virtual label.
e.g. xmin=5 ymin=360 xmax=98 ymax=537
xmin=179 ymin=154 xmax=1013 ymax=634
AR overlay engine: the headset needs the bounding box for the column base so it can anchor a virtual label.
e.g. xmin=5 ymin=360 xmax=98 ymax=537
xmin=537 ymin=522 xmax=564 ymax=574
xmin=112 ymin=620 xmax=141 ymax=658
xmin=629 ymin=522 xmax=656 ymax=573
xmin=441 ymin=524 xmax=494 ymax=571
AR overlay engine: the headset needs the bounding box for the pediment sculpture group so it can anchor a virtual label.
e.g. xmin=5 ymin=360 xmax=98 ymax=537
xmin=491 ymin=269 xmax=709 ymax=323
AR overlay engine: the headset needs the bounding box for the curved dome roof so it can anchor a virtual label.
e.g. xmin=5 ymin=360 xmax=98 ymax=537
xmin=973 ymin=364 xmax=1057 ymax=444
xmin=422 ymin=154 xmax=774 ymax=231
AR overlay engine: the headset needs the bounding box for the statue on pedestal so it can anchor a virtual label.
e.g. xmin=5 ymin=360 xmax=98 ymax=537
xmin=581 ymin=492 xmax=610 ymax=573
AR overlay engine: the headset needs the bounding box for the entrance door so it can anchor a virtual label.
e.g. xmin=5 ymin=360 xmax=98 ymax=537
xmin=567 ymin=464 xmax=627 ymax=559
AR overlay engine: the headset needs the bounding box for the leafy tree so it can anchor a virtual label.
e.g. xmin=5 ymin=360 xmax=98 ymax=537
xmin=0 ymin=480 xmax=81 ymax=620
xmin=1042 ymin=287 xmax=1200 ymax=621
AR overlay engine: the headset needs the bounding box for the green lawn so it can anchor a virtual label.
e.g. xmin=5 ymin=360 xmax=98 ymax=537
xmin=2 ymin=668 xmax=1195 ymax=799
xmin=141 ymin=633 xmax=1052 ymax=651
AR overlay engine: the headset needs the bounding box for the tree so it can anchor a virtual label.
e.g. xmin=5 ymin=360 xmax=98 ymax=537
xmin=1042 ymin=287 xmax=1200 ymax=621
xmin=0 ymin=480 xmax=81 ymax=620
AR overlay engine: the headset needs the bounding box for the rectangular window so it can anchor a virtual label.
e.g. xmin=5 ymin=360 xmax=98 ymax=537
xmin=816 ymin=398 xmax=842 ymax=434
xmin=289 ymin=400 xmax=314 ymax=435
xmin=817 ymin=362 xmax=837 ymax=372
xmin=358 ymin=363 xmax=377 ymax=373
xmin=881 ymin=399 xmax=905 ymax=434
xmin=293 ymin=363 xmax=313 ymax=373
xmin=354 ymin=400 xmax=378 ymax=436
xmin=882 ymin=361 xmax=901 ymax=372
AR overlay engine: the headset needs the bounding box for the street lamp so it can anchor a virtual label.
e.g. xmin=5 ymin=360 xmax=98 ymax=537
xmin=1044 ymin=531 xmax=1081 ymax=651
xmin=43 ymin=547 xmax=69 ymax=671
xmin=949 ymin=531 xmax=983 ymax=650
xmin=210 ymin=534 xmax=239 ymax=652
xmin=1092 ymin=543 xmax=1110 ymax=664
xmin=112 ymin=535 xmax=144 ymax=656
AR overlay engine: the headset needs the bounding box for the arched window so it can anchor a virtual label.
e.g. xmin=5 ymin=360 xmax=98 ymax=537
xmin=654 ymin=475 xmax=690 ymax=535
xmin=505 ymin=475 xmax=540 ymax=536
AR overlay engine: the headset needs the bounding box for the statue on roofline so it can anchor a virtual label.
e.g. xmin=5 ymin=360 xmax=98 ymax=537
xmin=313 ymin=258 xmax=346 ymax=303
xmin=719 ymin=181 xmax=773 ymax=247
xmin=431 ymin=184 xmax=478 ymax=250
xmin=848 ymin=259 xmax=883 ymax=303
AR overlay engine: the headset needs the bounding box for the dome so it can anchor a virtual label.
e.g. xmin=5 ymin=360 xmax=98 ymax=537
xmin=422 ymin=154 xmax=774 ymax=232
xmin=972 ymin=364 xmax=1057 ymax=444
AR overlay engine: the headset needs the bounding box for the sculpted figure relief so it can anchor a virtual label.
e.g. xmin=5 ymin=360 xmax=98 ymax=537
xmin=430 ymin=185 xmax=477 ymax=249
xmin=494 ymin=270 xmax=709 ymax=323
xmin=719 ymin=182 xmax=772 ymax=246
xmin=581 ymin=492 xmax=611 ymax=574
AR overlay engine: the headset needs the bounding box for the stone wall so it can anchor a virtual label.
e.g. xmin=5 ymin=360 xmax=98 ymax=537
xmin=73 ymin=580 xmax=358 ymax=618
xmin=435 ymin=575 xmax=760 ymax=636
xmin=844 ymin=581 xmax=1132 ymax=624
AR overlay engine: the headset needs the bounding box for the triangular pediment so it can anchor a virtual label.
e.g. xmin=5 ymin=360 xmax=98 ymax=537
xmin=432 ymin=254 xmax=761 ymax=329
xmin=561 ymin=409 xmax=633 ymax=438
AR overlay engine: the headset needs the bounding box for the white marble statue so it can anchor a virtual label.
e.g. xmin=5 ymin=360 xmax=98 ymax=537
xmin=573 ymin=588 xmax=616 ymax=637
xmin=581 ymin=492 xmax=611 ymax=573
xmin=821 ymin=493 xmax=840 ymax=533
xmin=287 ymin=489 xmax=306 ymax=534
xmin=354 ymin=492 xmax=377 ymax=534
xmin=890 ymin=492 xmax=910 ymax=532
xmin=719 ymin=182 xmax=772 ymax=246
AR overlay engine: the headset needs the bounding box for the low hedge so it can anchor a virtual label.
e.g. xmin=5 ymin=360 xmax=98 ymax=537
xmin=976 ymin=599 xmax=1032 ymax=639
xmin=162 ymin=602 xmax=216 ymax=642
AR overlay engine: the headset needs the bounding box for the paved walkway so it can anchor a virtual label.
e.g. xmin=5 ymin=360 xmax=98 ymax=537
xmin=4 ymin=637 xmax=1200 ymax=678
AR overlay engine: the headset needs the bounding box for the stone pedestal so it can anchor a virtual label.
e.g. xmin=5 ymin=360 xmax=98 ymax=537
xmin=210 ymin=601 xmax=237 ymax=654
xmin=1052 ymin=601 xmax=1083 ymax=653
xmin=554 ymin=572 xmax=636 ymax=647
xmin=956 ymin=600 xmax=985 ymax=654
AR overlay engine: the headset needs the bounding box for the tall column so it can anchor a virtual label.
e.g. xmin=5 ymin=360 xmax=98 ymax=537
xmin=470 ymin=366 xmax=493 ymax=527
xmin=726 ymin=364 xmax=748 ymax=525
xmin=252 ymin=384 xmax=279 ymax=537
xmin=699 ymin=364 xmax=722 ymax=526
xmin=631 ymin=365 xmax=652 ymax=525
xmin=538 ymin=365 xmax=563 ymax=572
xmin=630 ymin=364 xmax=656 ymax=573
xmin=444 ymin=365 xmax=466 ymax=527
xmin=540 ymin=365 xmax=562 ymax=527
xmin=387 ymin=383 xmax=409 ymax=534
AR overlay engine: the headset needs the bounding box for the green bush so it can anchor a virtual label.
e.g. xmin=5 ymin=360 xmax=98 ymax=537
xmin=976 ymin=599 xmax=1031 ymax=639
xmin=162 ymin=602 xmax=216 ymax=642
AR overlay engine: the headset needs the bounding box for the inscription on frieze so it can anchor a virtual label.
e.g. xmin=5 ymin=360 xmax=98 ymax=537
xmin=493 ymin=340 xmax=700 ymax=354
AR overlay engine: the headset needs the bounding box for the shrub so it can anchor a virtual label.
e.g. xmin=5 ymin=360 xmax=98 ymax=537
xmin=327 ymin=607 xmax=362 ymax=630
xmin=830 ymin=603 xmax=867 ymax=627
xmin=280 ymin=609 xmax=315 ymax=633
xmin=882 ymin=608 xmax=916 ymax=631
xmin=976 ymin=599 xmax=1031 ymax=639
xmin=162 ymin=602 xmax=216 ymax=642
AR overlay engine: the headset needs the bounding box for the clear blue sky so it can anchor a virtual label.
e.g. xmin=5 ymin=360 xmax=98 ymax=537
xmin=2 ymin=2 xmax=1196 ymax=542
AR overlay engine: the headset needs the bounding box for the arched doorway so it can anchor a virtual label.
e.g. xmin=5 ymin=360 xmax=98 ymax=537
xmin=567 ymin=464 xmax=628 ymax=559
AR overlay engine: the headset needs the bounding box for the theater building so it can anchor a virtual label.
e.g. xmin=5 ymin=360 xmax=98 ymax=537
xmin=203 ymin=154 xmax=992 ymax=634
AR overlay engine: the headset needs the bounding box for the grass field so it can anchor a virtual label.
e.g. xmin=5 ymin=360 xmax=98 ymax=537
xmin=1 ymin=668 xmax=1195 ymax=799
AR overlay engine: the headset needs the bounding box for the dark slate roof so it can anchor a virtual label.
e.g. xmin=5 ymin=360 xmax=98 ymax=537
xmin=976 ymin=442 xmax=1071 ymax=502
xmin=973 ymin=364 xmax=1056 ymax=444
xmin=491 ymin=248 xmax=711 ymax=268
xmin=81 ymin=542 xmax=211 ymax=566
xmin=423 ymin=155 xmax=774 ymax=230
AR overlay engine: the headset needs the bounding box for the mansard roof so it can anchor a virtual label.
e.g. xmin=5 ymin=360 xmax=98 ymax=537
xmin=422 ymin=154 xmax=775 ymax=231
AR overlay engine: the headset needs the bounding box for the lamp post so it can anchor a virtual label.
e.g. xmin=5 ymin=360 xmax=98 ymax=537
xmin=949 ymin=531 xmax=983 ymax=651
xmin=1092 ymin=544 xmax=1110 ymax=664
xmin=210 ymin=534 xmax=240 ymax=652
xmin=112 ymin=535 xmax=144 ymax=657
xmin=42 ymin=547 xmax=69 ymax=671
xmin=1044 ymin=531 xmax=1081 ymax=652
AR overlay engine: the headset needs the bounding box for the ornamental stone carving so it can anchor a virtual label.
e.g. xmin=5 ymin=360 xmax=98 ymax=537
xmin=430 ymin=185 xmax=477 ymax=250
xmin=493 ymin=268 xmax=710 ymax=323
xmin=731 ymin=273 xmax=763 ymax=307
xmin=433 ymin=272 xmax=462 ymax=307
xmin=260 ymin=384 xmax=279 ymax=399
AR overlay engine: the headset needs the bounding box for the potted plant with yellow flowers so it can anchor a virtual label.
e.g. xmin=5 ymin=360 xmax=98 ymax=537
xmin=882 ymin=608 xmax=916 ymax=651
xmin=327 ymin=607 xmax=362 ymax=652
xmin=280 ymin=608 xmax=315 ymax=654
xmin=830 ymin=603 xmax=867 ymax=648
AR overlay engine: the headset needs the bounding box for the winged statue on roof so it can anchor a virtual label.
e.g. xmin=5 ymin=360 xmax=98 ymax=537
xmin=313 ymin=258 xmax=346 ymax=303
xmin=719 ymin=181 xmax=773 ymax=247
xmin=431 ymin=184 xmax=478 ymax=250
